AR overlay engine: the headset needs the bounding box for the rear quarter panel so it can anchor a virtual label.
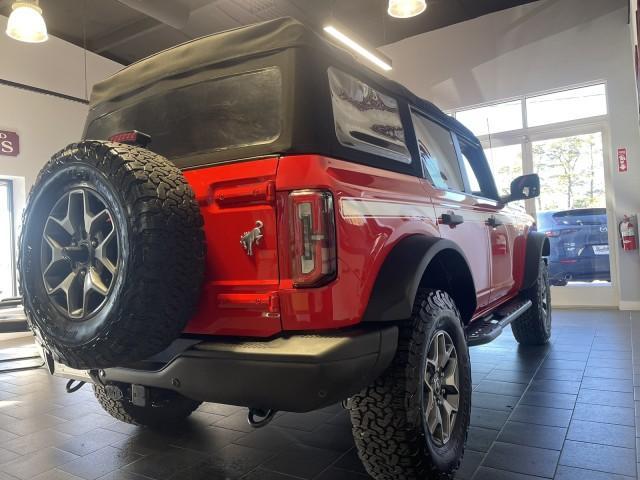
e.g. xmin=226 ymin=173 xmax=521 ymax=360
xmin=276 ymin=155 xmax=440 ymax=331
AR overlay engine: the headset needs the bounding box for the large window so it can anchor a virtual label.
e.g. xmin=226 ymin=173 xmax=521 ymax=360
xmin=526 ymin=85 xmax=607 ymax=128
xmin=456 ymin=100 xmax=522 ymax=137
xmin=452 ymin=84 xmax=612 ymax=291
xmin=533 ymin=133 xmax=605 ymax=212
xmin=328 ymin=67 xmax=410 ymax=163
xmin=0 ymin=179 xmax=15 ymax=300
xmin=452 ymin=83 xmax=607 ymax=136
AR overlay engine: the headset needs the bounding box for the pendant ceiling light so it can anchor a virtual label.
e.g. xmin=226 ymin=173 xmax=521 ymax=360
xmin=388 ymin=0 xmax=427 ymax=19
xmin=5 ymin=1 xmax=49 ymax=43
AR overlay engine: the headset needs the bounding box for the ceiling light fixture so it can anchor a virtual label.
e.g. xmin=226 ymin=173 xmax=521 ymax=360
xmin=324 ymin=25 xmax=392 ymax=71
xmin=388 ymin=0 xmax=427 ymax=19
xmin=5 ymin=1 xmax=48 ymax=43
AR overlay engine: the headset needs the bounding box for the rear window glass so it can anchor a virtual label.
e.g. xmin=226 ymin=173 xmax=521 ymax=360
xmin=85 ymin=67 xmax=282 ymax=160
xmin=551 ymin=208 xmax=607 ymax=225
xmin=328 ymin=67 xmax=410 ymax=164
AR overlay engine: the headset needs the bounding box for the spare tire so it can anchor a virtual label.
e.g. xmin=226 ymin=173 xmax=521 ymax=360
xmin=19 ymin=141 xmax=205 ymax=369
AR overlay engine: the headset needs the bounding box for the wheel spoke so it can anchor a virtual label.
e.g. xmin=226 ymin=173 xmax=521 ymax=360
xmin=429 ymin=336 xmax=440 ymax=368
xmin=441 ymin=343 xmax=454 ymax=368
xmin=47 ymin=270 xmax=75 ymax=296
xmin=95 ymin=229 xmax=117 ymax=274
xmin=428 ymin=401 xmax=442 ymax=437
xmin=443 ymin=357 xmax=459 ymax=393
xmin=67 ymin=190 xmax=86 ymax=238
xmin=49 ymin=215 xmax=74 ymax=237
xmin=423 ymin=328 xmax=460 ymax=446
xmin=87 ymin=209 xmax=110 ymax=236
xmin=437 ymin=332 xmax=447 ymax=369
xmin=82 ymin=267 xmax=109 ymax=317
xmin=48 ymin=270 xmax=83 ymax=317
xmin=439 ymin=398 xmax=457 ymax=442
xmin=424 ymin=385 xmax=435 ymax=417
xmin=42 ymin=235 xmax=68 ymax=276
xmin=83 ymin=190 xmax=95 ymax=235
xmin=41 ymin=188 xmax=119 ymax=319
xmin=85 ymin=267 xmax=109 ymax=296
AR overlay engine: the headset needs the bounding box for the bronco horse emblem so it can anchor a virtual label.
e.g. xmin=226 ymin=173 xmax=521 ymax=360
xmin=240 ymin=220 xmax=264 ymax=256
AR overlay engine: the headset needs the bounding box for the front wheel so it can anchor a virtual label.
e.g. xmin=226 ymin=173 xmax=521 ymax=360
xmin=348 ymin=289 xmax=471 ymax=480
xmin=511 ymin=258 xmax=552 ymax=345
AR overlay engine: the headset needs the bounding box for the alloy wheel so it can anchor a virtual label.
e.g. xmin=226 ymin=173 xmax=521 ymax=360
xmin=40 ymin=188 xmax=119 ymax=319
xmin=424 ymin=329 xmax=460 ymax=446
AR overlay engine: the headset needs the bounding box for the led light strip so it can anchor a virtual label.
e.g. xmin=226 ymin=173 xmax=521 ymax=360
xmin=324 ymin=26 xmax=392 ymax=72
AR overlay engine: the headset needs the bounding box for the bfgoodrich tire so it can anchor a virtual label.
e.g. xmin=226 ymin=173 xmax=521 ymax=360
xmin=19 ymin=141 xmax=205 ymax=369
xmin=94 ymin=384 xmax=201 ymax=427
xmin=511 ymin=258 xmax=552 ymax=345
xmin=348 ymin=289 xmax=471 ymax=480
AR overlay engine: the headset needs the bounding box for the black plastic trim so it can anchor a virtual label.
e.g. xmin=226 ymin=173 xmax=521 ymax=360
xmin=522 ymin=231 xmax=551 ymax=290
xmin=97 ymin=326 xmax=398 ymax=413
xmin=362 ymin=236 xmax=476 ymax=323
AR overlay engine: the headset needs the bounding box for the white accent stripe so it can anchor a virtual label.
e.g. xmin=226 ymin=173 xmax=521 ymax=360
xmin=340 ymin=198 xmax=434 ymax=219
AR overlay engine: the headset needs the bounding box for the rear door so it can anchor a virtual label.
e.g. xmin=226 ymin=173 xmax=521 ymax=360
xmin=411 ymin=111 xmax=492 ymax=309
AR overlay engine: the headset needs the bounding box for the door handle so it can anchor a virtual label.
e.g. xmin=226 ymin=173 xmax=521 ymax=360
xmin=486 ymin=216 xmax=503 ymax=228
xmin=441 ymin=212 xmax=464 ymax=227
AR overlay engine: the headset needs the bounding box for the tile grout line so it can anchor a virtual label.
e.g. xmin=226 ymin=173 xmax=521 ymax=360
xmin=548 ymin=321 xmax=595 ymax=480
xmin=470 ymin=332 xmax=555 ymax=480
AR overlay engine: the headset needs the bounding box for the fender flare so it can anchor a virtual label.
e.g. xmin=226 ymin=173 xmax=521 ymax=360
xmin=522 ymin=231 xmax=551 ymax=290
xmin=363 ymin=235 xmax=476 ymax=323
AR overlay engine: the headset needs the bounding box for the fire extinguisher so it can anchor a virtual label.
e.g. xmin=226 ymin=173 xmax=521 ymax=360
xmin=619 ymin=215 xmax=638 ymax=251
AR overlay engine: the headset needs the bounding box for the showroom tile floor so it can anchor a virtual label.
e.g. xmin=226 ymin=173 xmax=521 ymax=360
xmin=0 ymin=309 xmax=637 ymax=479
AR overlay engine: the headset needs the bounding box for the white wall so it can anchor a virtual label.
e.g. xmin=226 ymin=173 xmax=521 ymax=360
xmin=382 ymin=0 xmax=640 ymax=309
xmin=0 ymin=14 xmax=121 ymax=207
xmin=0 ymin=14 xmax=121 ymax=297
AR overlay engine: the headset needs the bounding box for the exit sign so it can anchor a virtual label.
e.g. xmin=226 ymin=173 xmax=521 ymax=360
xmin=0 ymin=130 xmax=19 ymax=157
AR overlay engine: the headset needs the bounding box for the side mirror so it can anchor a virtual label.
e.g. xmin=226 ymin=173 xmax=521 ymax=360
xmin=507 ymin=174 xmax=540 ymax=202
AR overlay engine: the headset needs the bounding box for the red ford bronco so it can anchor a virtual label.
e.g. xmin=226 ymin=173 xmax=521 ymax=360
xmin=19 ymin=18 xmax=550 ymax=479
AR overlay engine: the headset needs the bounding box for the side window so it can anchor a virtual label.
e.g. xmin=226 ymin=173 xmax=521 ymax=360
xmin=411 ymin=112 xmax=464 ymax=191
xmin=459 ymin=137 xmax=499 ymax=200
xmin=462 ymin=155 xmax=481 ymax=193
xmin=328 ymin=67 xmax=411 ymax=164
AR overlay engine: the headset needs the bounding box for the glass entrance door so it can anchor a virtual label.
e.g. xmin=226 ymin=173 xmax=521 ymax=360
xmin=0 ymin=180 xmax=16 ymax=300
xmin=532 ymin=132 xmax=612 ymax=288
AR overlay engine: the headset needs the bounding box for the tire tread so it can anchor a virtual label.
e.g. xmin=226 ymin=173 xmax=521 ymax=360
xmin=19 ymin=141 xmax=205 ymax=368
xmin=348 ymin=289 xmax=470 ymax=480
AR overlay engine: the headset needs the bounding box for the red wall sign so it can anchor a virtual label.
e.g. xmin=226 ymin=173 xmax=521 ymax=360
xmin=618 ymin=148 xmax=628 ymax=173
xmin=0 ymin=130 xmax=19 ymax=157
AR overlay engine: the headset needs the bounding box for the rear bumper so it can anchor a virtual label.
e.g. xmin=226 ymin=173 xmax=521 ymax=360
xmin=51 ymin=326 xmax=398 ymax=413
xmin=549 ymin=256 xmax=610 ymax=282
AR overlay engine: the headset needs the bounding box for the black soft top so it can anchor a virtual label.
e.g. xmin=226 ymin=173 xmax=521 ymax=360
xmin=90 ymin=17 xmax=477 ymax=144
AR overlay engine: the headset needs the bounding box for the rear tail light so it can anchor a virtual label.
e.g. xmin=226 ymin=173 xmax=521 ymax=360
xmin=545 ymin=230 xmax=560 ymax=237
xmin=288 ymin=190 xmax=336 ymax=288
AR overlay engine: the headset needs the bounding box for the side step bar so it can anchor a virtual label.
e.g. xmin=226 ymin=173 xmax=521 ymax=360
xmin=465 ymin=298 xmax=532 ymax=347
